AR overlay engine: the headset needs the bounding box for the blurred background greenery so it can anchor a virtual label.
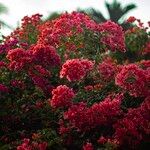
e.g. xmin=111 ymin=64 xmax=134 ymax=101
xmin=0 ymin=3 xmax=12 ymax=29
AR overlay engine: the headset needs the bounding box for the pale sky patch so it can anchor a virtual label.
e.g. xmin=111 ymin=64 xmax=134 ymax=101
xmin=0 ymin=0 xmax=149 ymax=35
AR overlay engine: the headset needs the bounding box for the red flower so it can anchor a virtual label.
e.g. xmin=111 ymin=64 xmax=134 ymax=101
xmin=10 ymin=80 xmax=25 ymax=90
xmin=0 ymin=61 xmax=7 ymax=68
xmin=64 ymin=102 xmax=89 ymax=131
xmin=7 ymin=48 xmax=26 ymax=61
xmin=38 ymin=12 xmax=98 ymax=47
xmin=0 ymin=84 xmax=9 ymax=93
xmin=60 ymin=59 xmax=94 ymax=82
xmin=115 ymin=64 xmax=149 ymax=97
xmin=80 ymin=59 xmax=94 ymax=72
xmin=89 ymin=95 xmax=123 ymax=127
xmin=28 ymin=70 xmax=53 ymax=96
xmin=127 ymin=16 xmax=136 ymax=23
xmin=50 ymin=85 xmax=75 ymax=108
xmin=31 ymin=44 xmax=60 ymax=68
xmin=99 ymin=20 xmax=125 ymax=52
xmin=7 ymin=48 xmax=32 ymax=71
xmin=64 ymin=95 xmax=123 ymax=132
xmin=83 ymin=142 xmax=94 ymax=150
xmin=33 ymin=65 xmax=51 ymax=77
xmin=98 ymin=136 xmax=107 ymax=144
xmin=113 ymin=97 xmax=150 ymax=148
xmin=17 ymin=138 xmax=47 ymax=150
xmin=98 ymin=58 xmax=117 ymax=82
xmin=84 ymin=85 xmax=94 ymax=91
xmin=142 ymin=42 xmax=150 ymax=55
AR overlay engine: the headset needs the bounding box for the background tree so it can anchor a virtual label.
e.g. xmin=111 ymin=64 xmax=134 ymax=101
xmin=46 ymin=12 xmax=60 ymax=21
xmin=78 ymin=0 xmax=136 ymax=30
xmin=0 ymin=3 xmax=12 ymax=29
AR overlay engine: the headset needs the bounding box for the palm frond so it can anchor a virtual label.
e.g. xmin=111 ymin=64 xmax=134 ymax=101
xmin=105 ymin=0 xmax=136 ymax=23
xmin=123 ymin=4 xmax=137 ymax=14
xmin=0 ymin=20 xmax=13 ymax=29
xmin=0 ymin=3 xmax=8 ymax=14
xmin=89 ymin=8 xmax=106 ymax=22
xmin=46 ymin=12 xmax=60 ymax=20
xmin=78 ymin=8 xmax=106 ymax=23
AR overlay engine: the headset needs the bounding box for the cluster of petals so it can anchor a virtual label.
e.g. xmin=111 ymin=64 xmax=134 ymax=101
xmin=0 ymin=38 xmax=18 ymax=54
xmin=50 ymin=85 xmax=75 ymax=108
xmin=33 ymin=65 xmax=51 ymax=77
xmin=21 ymin=14 xmax=42 ymax=28
xmin=113 ymin=97 xmax=150 ymax=148
xmin=89 ymin=95 xmax=123 ymax=126
xmin=17 ymin=138 xmax=47 ymax=150
xmin=83 ymin=142 xmax=94 ymax=150
xmin=10 ymin=79 xmax=25 ymax=90
xmin=31 ymin=44 xmax=60 ymax=68
xmin=99 ymin=20 xmax=125 ymax=52
xmin=0 ymin=84 xmax=9 ymax=93
xmin=63 ymin=102 xmax=89 ymax=131
xmin=0 ymin=61 xmax=7 ymax=69
xmin=3 ymin=14 xmax=42 ymax=50
xmin=38 ymin=12 xmax=98 ymax=47
xmin=139 ymin=60 xmax=150 ymax=70
xmin=126 ymin=16 xmax=136 ymax=23
xmin=115 ymin=64 xmax=149 ymax=97
xmin=64 ymin=95 xmax=123 ymax=132
xmin=18 ymin=14 xmax=42 ymax=43
xmin=139 ymin=60 xmax=150 ymax=85
xmin=7 ymin=44 xmax=60 ymax=71
xmin=60 ymin=59 xmax=94 ymax=82
xmin=6 ymin=48 xmax=32 ymax=71
xmin=127 ymin=16 xmax=145 ymax=28
xmin=38 ymin=12 xmax=125 ymax=53
xmin=142 ymin=42 xmax=150 ymax=55
xmin=28 ymin=69 xmax=53 ymax=96
xmin=98 ymin=58 xmax=117 ymax=82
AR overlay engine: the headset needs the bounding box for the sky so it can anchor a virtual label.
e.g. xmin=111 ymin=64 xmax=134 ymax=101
xmin=0 ymin=0 xmax=150 ymax=35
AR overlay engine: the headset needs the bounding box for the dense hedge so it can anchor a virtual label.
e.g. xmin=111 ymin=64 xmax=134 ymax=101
xmin=0 ymin=13 xmax=150 ymax=150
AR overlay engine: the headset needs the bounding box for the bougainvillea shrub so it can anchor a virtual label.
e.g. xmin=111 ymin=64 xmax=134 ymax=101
xmin=0 ymin=13 xmax=150 ymax=150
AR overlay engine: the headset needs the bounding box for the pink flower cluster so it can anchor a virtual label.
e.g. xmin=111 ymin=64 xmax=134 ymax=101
xmin=7 ymin=48 xmax=32 ymax=71
xmin=10 ymin=80 xmax=25 ymax=90
xmin=83 ymin=142 xmax=94 ymax=150
xmin=99 ymin=20 xmax=125 ymax=52
xmin=60 ymin=59 xmax=94 ymax=82
xmin=0 ymin=84 xmax=9 ymax=93
xmin=17 ymin=138 xmax=47 ymax=150
xmin=33 ymin=65 xmax=51 ymax=77
xmin=0 ymin=38 xmax=18 ymax=54
xmin=126 ymin=16 xmax=136 ymax=23
xmin=31 ymin=44 xmax=60 ymax=68
xmin=98 ymin=58 xmax=117 ymax=82
xmin=28 ymin=69 xmax=53 ymax=96
xmin=139 ymin=60 xmax=150 ymax=84
xmin=38 ymin=12 xmax=98 ymax=47
xmin=6 ymin=44 xmax=60 ymax=72
xmin=115 ymin=64 xmax=149 ymax=97
xmin=3 ymin=14 xmax=42 ymax=50
xmin=37 ymin=12 xmax=126 ymax=55
xmin=142 ymin=42 xmax=150 ymax=55
xmin=0 ymin=61 xmax=7 ymax=68
xmin=50 ymin=85 xmax=75 ymax=108
xmin=21 ymin=14 xmax=42 ymax=27
xmin=63 ymin=95 xmax=123 ymax=132
xmin=18 ymin=14 xmax=42 ymax=44
xmin=113 ymin=97 xmax=150 ymax=148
